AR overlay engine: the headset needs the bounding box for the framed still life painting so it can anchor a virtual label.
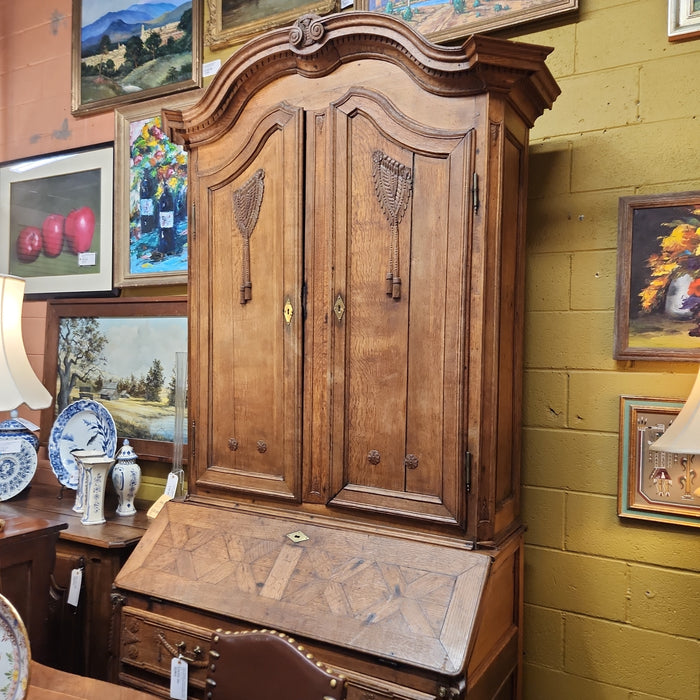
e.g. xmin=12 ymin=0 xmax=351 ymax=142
xmin=114 ymin=92 xmax=202 ymax=287
xmin=0 ymin=146 xmax=114 ymax=295
xmin=71 ymin=0 xmax=202 ymax=116
xmin=614 ymin=191 xmax=700 ymax=361
xmin=355 ymin=0 xmax=578 ymax=44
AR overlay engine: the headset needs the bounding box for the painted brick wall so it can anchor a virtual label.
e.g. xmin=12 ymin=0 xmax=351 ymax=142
xmin=1 ymin=0 xmax=698 ymax=697
xmin=509 ymin=0 xmax=700 ymax=697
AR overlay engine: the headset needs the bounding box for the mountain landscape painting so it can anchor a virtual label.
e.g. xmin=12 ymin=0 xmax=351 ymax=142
xmin=72 ymin=0 xmax=201 ymax=115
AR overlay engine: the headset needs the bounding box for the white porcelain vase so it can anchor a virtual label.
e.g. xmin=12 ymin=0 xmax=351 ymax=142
xmin=80 ymin=455 xmax=115 ymax=525
xmin=112 ymin=439 xmax=141 ymax=516
xmin=70 ymin=449 xmax=105 ymax=514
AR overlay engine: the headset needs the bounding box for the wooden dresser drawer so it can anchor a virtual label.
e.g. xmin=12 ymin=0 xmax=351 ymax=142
xmin=120 ymin=607 xmax=212 ymax=693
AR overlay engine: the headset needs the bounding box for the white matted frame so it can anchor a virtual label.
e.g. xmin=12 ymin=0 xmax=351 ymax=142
xmin=669 ymin=0 xmax=700 ymax=40
xmin=0 ymin=146 xmax=114 ymax=295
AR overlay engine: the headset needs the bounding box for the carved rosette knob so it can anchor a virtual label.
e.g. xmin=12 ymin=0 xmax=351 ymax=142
xmin=228 ymin=438 xmax=238 ymax=451
xmin=404 ymin=454 xmax=419 ymax=470
xmin=289 ymin=14 xmax=325 ymax=49
xmin=367 ymin=450 xmax=381 ymax=465
xmin=257 ymin=440 xmax=267 ymax=454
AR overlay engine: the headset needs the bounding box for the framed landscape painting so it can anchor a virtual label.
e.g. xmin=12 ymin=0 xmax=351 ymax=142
xmin=0 ymin=146 xmax=113 ymax=295
xmin=72 ymin=0 xmax=202 ymax=115
xmin=42 ymin=296 xmax=188 ymax=463
xmin=356 ymin=0 xmax=578 ymax=43
xmin=205 ymin=0 xmax=338 ymax=49
xmin=614 ymin=192 xmax=700 ymax=361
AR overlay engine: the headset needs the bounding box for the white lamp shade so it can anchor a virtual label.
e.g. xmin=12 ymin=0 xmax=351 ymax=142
xmin=649 ymin=366 xmax=700 ymax=455
xmin=0 ymin=274 xmax=52 ymax=411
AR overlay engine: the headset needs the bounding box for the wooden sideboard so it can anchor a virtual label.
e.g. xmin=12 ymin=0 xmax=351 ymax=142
xmin=2 ymin=484 xmax=149 ymax=682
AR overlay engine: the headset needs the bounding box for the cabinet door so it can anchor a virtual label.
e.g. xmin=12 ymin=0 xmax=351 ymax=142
xmin=193 ymin=104 xmax=304 ymax=501
xmin=319 ymin=90 xmax=476 ymax=527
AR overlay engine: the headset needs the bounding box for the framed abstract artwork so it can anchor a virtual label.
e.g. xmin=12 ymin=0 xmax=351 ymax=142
xmin=355 ymin=0 xmax=578 ymax=44
xmin=205 ymin=0 xmax=338 ymax=49
xmin=114 ymin=92 xmax=202 ymax=287
xmin=71 ymin=0 xmax=202 ymax=115
xmin=42 ymin=296 xmax=188 ymax=463
xmin=614 ymin=191 xmax=700 ymax=361
xmin=618 ymin=395 xmax=699 ymax=528
xmin=0 ymin=146 xmax=114 ymax=295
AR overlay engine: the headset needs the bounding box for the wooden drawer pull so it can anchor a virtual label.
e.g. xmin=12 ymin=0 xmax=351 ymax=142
xmin=157 ymin=633 xmax=208 ymax=667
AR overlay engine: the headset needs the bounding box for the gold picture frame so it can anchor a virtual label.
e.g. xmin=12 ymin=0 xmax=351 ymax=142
xmin=114 ymin=91 xmax=203 ymax=288
xmin=71 ymin=0 xmax=202 ymax=116
xmin=355 ymin=0 xmax=578 ymax=44
xmin=618 ymin=396 xmax=700 ymax=528
xmin=205 ymin=0 xmax=338 ymax=49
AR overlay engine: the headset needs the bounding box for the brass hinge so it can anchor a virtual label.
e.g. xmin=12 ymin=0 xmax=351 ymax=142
xmin=465 ymin=450 xmax=472 ymax=493
xmin=192 ymin=202 xmax=196 ymax=239
xmin=191 ymin=419 xmax=196 ymax=460
xmin=471 ymin=172 xmax=479 ymax=214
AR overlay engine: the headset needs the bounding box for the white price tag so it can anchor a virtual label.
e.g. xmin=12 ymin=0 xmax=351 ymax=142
xmin=67 ymin=568 xmax=82 ymax=607
xmin=202 ymin=59 xmax=221 ymax=77
xmin=165 ymin=472 xmax=179 ymax=498
xmin=78 ymin=251 xmax=97 ymax=266
xmin=0 ymin=440 xmax=23 ymax=454
xmin=170 ymin=657 xmax=188 ymax=700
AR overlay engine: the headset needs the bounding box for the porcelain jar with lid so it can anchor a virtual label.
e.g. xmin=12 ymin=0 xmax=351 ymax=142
xmin=112 ymin=438 xmax=141 ymax=516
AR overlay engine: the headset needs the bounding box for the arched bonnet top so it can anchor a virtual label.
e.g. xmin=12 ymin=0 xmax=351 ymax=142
xmin=163 ymin=10 xmax=559 ymax=149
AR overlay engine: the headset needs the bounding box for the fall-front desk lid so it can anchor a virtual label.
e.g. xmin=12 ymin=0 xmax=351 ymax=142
xmin=114 ymin=500 xmax=491 ymax=676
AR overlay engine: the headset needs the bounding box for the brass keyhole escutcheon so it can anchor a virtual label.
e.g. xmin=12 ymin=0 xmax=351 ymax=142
xmin=283 ymin=297 xmax=294 ymax=324
xmin=333 ymin=294 xmax=345 ymax=321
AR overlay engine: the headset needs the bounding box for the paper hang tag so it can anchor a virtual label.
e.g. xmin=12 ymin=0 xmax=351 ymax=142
xmin=13 ymin=417 xmax=39 ymax=432
xmin=164 ymin=472 xmax=179 ymax=498
xmin=170 ymin=657 xmax=188 ymax=700
xmin=67 ymin=568 xmax=82 ymax=607
xmin=147 ymin=493 xmax=173 ymax=520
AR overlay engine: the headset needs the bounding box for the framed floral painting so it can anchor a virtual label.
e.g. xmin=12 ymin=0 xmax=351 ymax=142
xmin=614 ymin=191 xmax=700 ymax=361
xmin=114 ymin=92 xmax=202 ymax=287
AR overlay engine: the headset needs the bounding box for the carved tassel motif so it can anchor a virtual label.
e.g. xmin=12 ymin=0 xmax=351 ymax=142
xmin=371 ymin=150 xmax=413 ymax=299
xmin=233 ymin=169 xmax=265 ymax=304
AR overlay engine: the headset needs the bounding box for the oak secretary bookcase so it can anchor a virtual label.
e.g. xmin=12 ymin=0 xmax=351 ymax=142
xmin=113 ymin=11 xmax=559 ymax=700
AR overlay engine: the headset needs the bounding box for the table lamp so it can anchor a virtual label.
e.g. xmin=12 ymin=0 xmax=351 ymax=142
xmin=649 ymin=367 xmax=700 ymax=500
xmin=0 ymin=274 xmax=52 ymax=450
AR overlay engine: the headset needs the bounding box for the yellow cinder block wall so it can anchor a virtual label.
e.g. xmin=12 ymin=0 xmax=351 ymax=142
xmin=504 ymin=0 xmax=700 ymax=698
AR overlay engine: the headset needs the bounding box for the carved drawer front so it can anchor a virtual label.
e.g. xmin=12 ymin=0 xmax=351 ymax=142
xmin=120 ymin=606 xmax=212 ymax=691
xmin=343 ymin=671 xmax=438 ymax=700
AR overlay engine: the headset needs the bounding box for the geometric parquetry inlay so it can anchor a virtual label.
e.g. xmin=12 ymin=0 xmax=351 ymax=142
xmin=116 ymin=502 xmax=490 ymax=675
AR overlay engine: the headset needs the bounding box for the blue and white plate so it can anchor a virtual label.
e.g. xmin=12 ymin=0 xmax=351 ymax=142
xmin=0 ymin=593 xmax=30 ymax=699
xmin=48 ymin=400 xmax=117 ymax=489
xmin=0 ymin=439 xmax=37 ymax=501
